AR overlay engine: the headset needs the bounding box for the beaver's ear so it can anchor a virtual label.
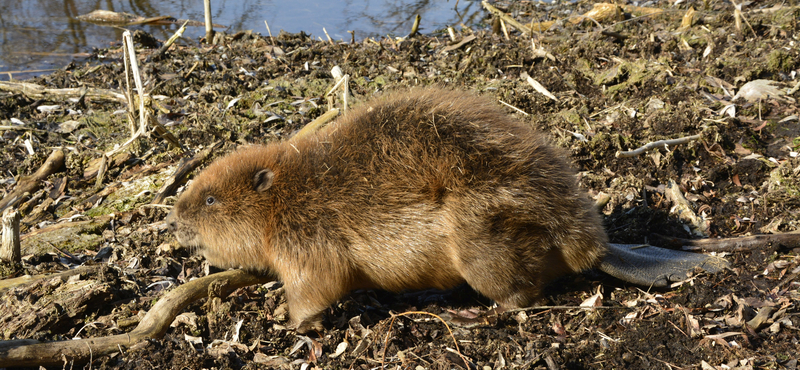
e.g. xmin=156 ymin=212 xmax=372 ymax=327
xmin=253 ymin=169 xmax=275 ymax=192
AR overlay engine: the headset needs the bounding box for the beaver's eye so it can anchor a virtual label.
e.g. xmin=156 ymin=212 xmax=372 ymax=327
xmin=205 ymin=196 xmax=216 ymax=205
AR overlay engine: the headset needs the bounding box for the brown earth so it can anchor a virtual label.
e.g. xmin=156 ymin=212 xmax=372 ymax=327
xmin=1 ymin=0 xmax=799 ymax=369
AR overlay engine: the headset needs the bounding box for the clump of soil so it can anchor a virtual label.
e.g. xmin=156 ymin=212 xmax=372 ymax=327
xmin=1 ymin=0 xmax=799 ymax=369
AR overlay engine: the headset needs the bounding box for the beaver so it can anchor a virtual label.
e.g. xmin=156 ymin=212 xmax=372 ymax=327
xmin=166 ymin=87 xmax=609 ymax=332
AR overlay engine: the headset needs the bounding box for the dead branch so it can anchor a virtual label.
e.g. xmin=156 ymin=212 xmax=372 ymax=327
xmin=0 ymin=149 xmax=65 ymax=213
xmin=665 ymin=179 xmax=709 ymax=237
xmin=0 ymin=81 xmax=125 ymax=103
xmin=152 ymin=141 xmax=224 ymax=204
xmin=148 ymin=20 xmax=189 ymax=62
xmin=653 ymin=232 xmax=800 ymax=252
xmin=0 ymin=265 xmax=100 ymax=292
xmin=616 ymin=134 xmax=701 ymax=157
xmin=440 ymin=34 xmax=477 ymax=53
xmin=0 ymin=269 xmax=272 ymax=367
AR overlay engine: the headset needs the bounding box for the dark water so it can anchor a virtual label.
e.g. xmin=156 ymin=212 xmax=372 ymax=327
xmin=0 ymin=0 xmax=486 ymax=81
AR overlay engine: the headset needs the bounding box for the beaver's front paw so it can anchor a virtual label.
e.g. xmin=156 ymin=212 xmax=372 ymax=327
xmin=293 ymin=314 xmax=324 ymax=334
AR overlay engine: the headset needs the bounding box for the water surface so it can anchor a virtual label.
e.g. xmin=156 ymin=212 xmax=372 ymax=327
xmin=0 ymin=0 xmax=486 ymax=80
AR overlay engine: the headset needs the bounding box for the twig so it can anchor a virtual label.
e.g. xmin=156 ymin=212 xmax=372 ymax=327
xmin=439 ymin=34 xmax=476 ymax=53
xmin=616 ymin=134 xmax=701 ymax=157
xmin=499 ymin=100 xmax=529 ymax=116
xmin=44 ymin=240 xmax=79 ymax=263
xmin=103 ymin=30 xmax=147 ymax=160
xmin=149 ymin=20 xmax=189 ymax=62
xmin=0 ymin=68 xmax=59 ymax=78
xmin=481 ymin=1 xmax=532 ymax=35
xmin=0 ymin=125 xmax=51 ymax=134
xmin=326 ymin=66 xmax=350 ymax=114
xmin=323 ymin=27 xmax=334 ymax=45
xmin=0 ymin=269 xmax=273 ymax=367
xmin=500 ymin=18 xmax=510 ymax=40
xmin=204 ymin=0 xmax=214 ymax=43
xmin=730 ymin=0 xmax=756 ymax=36
xmin=264 ymin=21 xmax=275 ymax=46
xmin=0 ymin=149 xmax=65 ymax=213
xmin=103 ymin=30 xmax=181 ymax=159
xmin=147 ymin=113 xmax=187 ymax=153
xmin=0 ymin=81 xmax=125 ymax=103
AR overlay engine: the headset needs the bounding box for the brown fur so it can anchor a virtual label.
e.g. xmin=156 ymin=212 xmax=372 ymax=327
xmin=166 ymin=87 xmax=607 ymax=332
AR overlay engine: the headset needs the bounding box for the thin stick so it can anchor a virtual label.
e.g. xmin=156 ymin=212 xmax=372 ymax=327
xmin=499 ymin=100 xmax=529 ymax=116
xmin=616 ymin=134 xmax=701 ymax=157
xmin=500 ymin=18 xmax=510 ymax=40
xmin=325 ymin=68 xmax=350 ymax=114
xmin=0 ymin=265 xmax=101 ymax=292
xmin=0 ymin=126 xmax=51 ymax=133
xmin=105 ymin=31 xmax=146 ymax=158
xmin=482 ymin=1 xmax=532 ymax=35
xmin=264 ymin=20 xmax=275 ymax=46
xmin=0 ymin=68 xmax=59 ymax=77
xmin=204 ymin=0 xmax=214 ymax=43
xmin=150 ymin=20 xmax=189 ymax=61
xmin=323 ymin=27 xmax=334 ymax=45
xmin=0 ymin=81 xmax=125 ymax=103
xmin=290 ymin=109 xmax=340 ymax=142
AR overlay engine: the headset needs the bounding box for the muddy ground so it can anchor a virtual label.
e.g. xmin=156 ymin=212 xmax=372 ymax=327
xmin=1 ymin=0 xmax=800 ymax=369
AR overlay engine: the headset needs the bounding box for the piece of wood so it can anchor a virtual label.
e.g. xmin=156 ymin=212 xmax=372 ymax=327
xmin=0 ymin=149 xmax=66 ymax=213
xmin=653 ymin=232 xmax=800 ymax=252
xmin=665 ymin=180 xmax=709 ymax=237
xmin=0 ymin=209 xmax=20 ymax=263
xmin=0 ymin=266 xmax=100 ymax=292
xmin=0 ymin=81 xmax=125 ymax=103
